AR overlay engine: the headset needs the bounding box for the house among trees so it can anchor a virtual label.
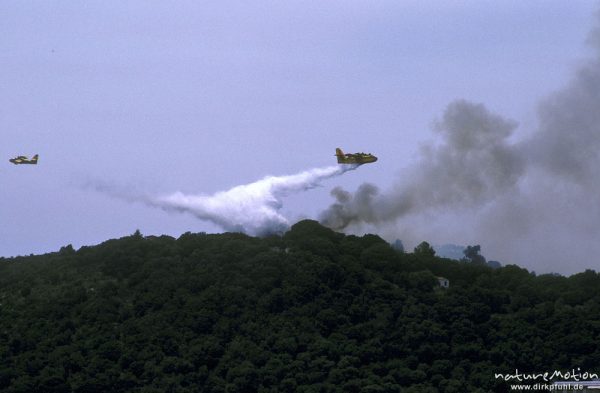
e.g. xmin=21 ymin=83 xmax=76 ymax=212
xmin=437 ymin=276 xmax=450 ymax=288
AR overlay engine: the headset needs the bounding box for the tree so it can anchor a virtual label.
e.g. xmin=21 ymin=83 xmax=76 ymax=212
xmin=413 ymin=242 xmax=435 ymax=257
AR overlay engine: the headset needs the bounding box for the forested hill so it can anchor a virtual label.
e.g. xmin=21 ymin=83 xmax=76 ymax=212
xmin=1 ymin=220 xmax=600 ymax=393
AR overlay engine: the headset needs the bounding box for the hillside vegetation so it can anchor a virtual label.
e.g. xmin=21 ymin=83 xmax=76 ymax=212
xmin=1 ymin=220 xmax=599 ymax=392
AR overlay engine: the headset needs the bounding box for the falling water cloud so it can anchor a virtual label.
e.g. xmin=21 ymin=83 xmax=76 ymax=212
xmin=91 ymin=164 xmax=358 ymax=237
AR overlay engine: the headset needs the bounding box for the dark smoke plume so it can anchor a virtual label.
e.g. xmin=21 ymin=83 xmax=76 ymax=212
xmin=319 ymin=10 xmax=600 ymax=273
xmin=320 ymin=100 xmax=525 ymax=229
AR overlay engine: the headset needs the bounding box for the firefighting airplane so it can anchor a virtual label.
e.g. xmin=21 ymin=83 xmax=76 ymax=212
xmin=335 ymin=148 xmax=377 ymax=165
xmin=9 ymin=154 xmax=39 ymax=165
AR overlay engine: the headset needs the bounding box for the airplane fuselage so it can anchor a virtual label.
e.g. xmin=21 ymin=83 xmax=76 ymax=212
xmin=9 ymin=155 xmax=38 ymax=165
xmin=335 ymin=148 xmax=377 ymax=165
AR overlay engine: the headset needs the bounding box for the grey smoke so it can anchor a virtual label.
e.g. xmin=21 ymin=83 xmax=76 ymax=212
xmin=320 ymin=100 xmax=525 ymax=229
xmin=320 ymin=10 xmax=600 ymax=273
xmin=525 ymin=60 xmax=600 ymax=186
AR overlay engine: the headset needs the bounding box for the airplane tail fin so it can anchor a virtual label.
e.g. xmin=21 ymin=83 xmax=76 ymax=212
xmin=32 ymin=154 xmax=38 ymax=163
xmin=335 ymin=148 xmax=345 ymax=163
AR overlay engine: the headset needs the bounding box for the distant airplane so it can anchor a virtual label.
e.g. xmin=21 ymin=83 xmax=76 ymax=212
xmin=9 ymin=154 xmax=39 ymax=165
xmin=335 ymin=148 xmax=377 ymax=165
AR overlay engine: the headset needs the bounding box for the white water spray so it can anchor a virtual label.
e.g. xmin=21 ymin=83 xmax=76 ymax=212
xmin=94 ymin=165 xmax=358 ymax=236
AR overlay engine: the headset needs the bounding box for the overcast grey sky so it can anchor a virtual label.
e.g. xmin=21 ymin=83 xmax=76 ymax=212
xmin=2 ymin=1 xmax=599 ymax=274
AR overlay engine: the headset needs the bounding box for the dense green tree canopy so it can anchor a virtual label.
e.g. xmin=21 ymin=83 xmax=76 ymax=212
xmin=1 ymin=220 xmax=599 ymax=392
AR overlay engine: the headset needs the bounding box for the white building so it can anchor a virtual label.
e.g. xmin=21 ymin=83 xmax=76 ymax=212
xmin=436 ymin=276 xmax=450 ymax=288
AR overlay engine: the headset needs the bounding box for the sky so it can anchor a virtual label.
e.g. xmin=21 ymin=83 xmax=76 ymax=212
xmin=2 ymin=1 xmax=599 ymax=275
